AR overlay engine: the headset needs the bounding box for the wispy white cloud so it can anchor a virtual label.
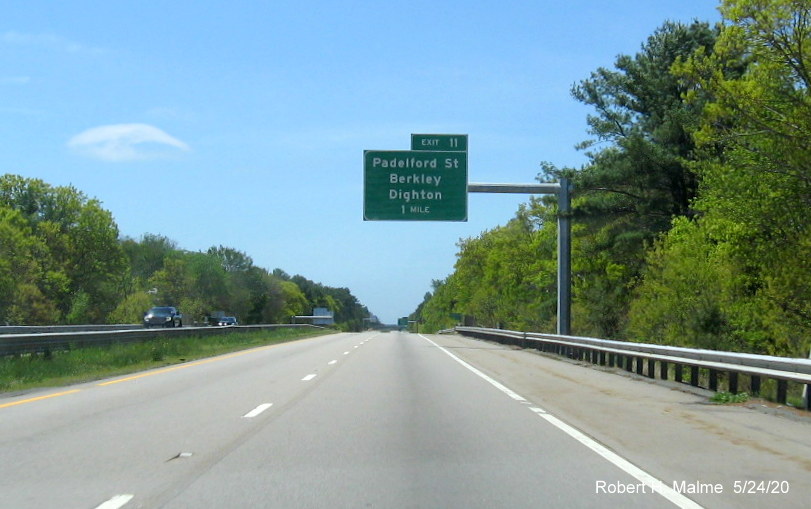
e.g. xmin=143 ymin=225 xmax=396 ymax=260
xmin=67 ymin=123 xmax=191 ymax=162
xmin=2 ymin=31 xmax=106 ymax=54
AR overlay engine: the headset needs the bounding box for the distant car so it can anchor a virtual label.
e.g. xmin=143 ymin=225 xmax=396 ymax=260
xmin=143 ymin=306 xmax=183 ymax=328
xmin=218 ymin=316 xmax=238 ymax=326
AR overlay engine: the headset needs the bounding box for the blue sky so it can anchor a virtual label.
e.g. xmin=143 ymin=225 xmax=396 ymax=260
xmin=2 ymin=1 xmax=721 ymax=324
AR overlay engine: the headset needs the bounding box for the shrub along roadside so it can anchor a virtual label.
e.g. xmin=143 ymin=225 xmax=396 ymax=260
xmin=0 ymin=328 xmax=333 ymax=393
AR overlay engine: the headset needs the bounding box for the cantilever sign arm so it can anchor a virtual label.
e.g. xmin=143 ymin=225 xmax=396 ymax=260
xmin=467 ymin=179 xmax=572 ymax=335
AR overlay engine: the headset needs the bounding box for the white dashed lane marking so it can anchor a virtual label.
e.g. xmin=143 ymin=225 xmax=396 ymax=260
xmin=94 ymin=494 xmax=134 ymax=509
xmin=243 ymin=403 xmax=273 ymax=418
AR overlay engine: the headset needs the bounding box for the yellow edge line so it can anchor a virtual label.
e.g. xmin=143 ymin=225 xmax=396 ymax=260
xmin=96 ymin=338 xmax=304 ymax=386
xmin=96 ymin=350 xmax=251 ymax=386
xmin=2 ymin=332 xmax=332 ymax=407
xmin=0 ymin=389 xmax=82 ymax=409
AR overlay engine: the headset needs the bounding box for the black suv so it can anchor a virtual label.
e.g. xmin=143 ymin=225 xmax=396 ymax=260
xmin=143 ymin=306 xmax=183 ymax=328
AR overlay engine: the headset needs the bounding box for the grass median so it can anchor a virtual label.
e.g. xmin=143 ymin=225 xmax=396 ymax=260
xmin=0 ymin=327 xmax=334 ymax=394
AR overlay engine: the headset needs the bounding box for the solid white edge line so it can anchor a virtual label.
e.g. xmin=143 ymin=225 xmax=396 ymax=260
xmin=94 ymin=494 xmax=134 ymax=509
xmin=538 ymin=412 xmax=702 ymax=509
xmin=302 ymin=374 xmax=317 ymax=381
xmin=418 ymin=334 xmax=704 ymax=509
xmin=419 ymin=334 xmax=527 ymax=403
xmin=243 ymin=403 xmax=273 ymax=418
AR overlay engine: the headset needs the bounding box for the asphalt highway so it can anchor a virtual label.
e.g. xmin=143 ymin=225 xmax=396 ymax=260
xmin=1 ymin=331 xmax=807 ymax=508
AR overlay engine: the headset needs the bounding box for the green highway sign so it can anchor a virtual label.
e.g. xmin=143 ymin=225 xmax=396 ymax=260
xmin=363 ymin=150 xmax=468 ymax=221
xmin=411 ymin=133 xmax=468 ymax=152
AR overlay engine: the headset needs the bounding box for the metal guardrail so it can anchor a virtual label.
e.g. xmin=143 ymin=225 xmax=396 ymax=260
xmin=455 ymin=326 xmax=811 ymax=411
xmin=0 ymin=324 xmax=324 ymax=357
xmin=0 ymin=325 xmax=142 ymax=335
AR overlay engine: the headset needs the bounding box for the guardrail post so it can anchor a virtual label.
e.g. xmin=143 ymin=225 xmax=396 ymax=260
xmin=709 ymin=369 xmax=718 ymax=392
xmin=690 ymin=366 xmax=700 ymax=387
xmin=776 ymin=380 xmax=788 ymax=405
xmin=804 ymin=348 xmax=811 ymax=410
xmin=675 ymin=364 xmax=683 ymax=383
xmin=728 ymin=372 xmax=738 ymax=394
xmin=751 ymin=375 xmax=761 ymax=395
xmin=647 ymin=359 xmax=655 ymax=379
xmin=660 ymin=361 xmax=668 ymax=380
xmin=636 ymin=357 xmax=644 ymax=376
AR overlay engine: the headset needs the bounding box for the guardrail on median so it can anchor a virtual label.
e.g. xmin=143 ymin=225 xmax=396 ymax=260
xmin=0 ymin=324 xmax=324 ymax=357
xmin=455 ymin=326 xmax=811 ymax=411
xmin=0 ymin=325 xmax=143 ymax=335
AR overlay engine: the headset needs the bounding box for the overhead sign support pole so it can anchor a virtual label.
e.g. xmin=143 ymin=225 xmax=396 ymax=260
xmin=468 ymin=179 xmax=572 ymax=336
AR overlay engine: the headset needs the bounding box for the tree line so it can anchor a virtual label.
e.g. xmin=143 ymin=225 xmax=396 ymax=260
xmin=0 ymin=174 xmax=371 ymax=331
xmin=413 ymin=0 xmax=811 ymax=357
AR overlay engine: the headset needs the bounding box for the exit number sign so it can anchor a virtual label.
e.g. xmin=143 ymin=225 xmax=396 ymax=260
xmin=411 ymin=134 xmax=467 ymax=152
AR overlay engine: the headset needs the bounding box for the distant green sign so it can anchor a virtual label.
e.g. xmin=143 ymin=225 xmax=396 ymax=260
xmin=363 ymin=150 xmax=468 ymax=221
xmin=411 ymin=133 xmax=468 ymax=152
xmin=398 ymin=317 xmax=409 ymax=327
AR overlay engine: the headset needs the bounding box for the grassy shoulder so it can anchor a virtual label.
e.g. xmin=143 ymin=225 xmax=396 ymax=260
xmin=710 ymin=391 xmax=750 ymax=404
xmin=0 ymin=327 xmax=334 ymax=394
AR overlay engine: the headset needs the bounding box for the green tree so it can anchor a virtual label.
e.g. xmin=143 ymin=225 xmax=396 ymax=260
xmin=108 ymin=291 xmax=154 ymax=324
xmin=239 ymin=267 xmax=285 ymax=324
xmin=186 ymin=251 xmax=229 ymax=311
xmin=628 ymin=218 xmax=737 ymax=350
xmin=289 ymin=275 xmax=370 ymax=331
xmin=653 ymin=0 xmax=811 ymax=355
xmin=0 ymin=206 xmax=44 ymax=323
xmin=275 ymin=280 xmax=308 ymax=322
xmin=0 ymin=175 xmax=126 ymax=323
xmin=148 ymin=256 xmax=189 ymax=308
xmin=121 ymin=234 xmax=178 ymax=284
xmin=563 ymin=21 xmax=723 ymax=337
xmin=207 ymin=245 xmax=254 ymax=272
